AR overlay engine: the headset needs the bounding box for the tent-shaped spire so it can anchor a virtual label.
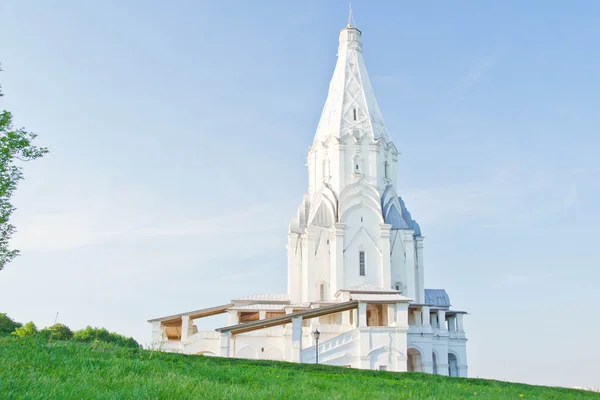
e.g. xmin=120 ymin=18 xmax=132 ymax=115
xmin=313 ymin=24 xmax=390 ymax=143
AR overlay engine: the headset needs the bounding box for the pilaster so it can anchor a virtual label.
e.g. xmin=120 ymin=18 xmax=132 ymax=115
xmin=379 ymin=223 xmax=392 ymax=289
xmin=402 ymin=230 xmax=416 ymax=301
xmin=330 ymin=223 xmax=345 ymax=295
xmin=415 ymin=236 xmax=425 ymax=303
xmin=291 ymin=317 xmax=303 ymax=363
xmin=358 ymin=302 xmax=367 ymax=327
xmin=368 ymin=142 xmax=380 ymax=187
xmin=220 ymin=332 xmax=231 ymax=357
xmin=181 ymin=315 xmax=193 ymax=342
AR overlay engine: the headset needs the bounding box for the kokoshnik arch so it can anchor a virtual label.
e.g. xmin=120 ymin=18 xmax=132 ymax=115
xmin=148 ymin=18 xmax=469 ymax=376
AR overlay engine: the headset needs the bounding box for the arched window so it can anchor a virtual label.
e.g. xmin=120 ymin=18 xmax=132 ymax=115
xmin=384 ymin=161 xmax=389 ymax=179
xmin=394 ymin=282 xmax=403 ymax=293
xmin=319 ymin=284 xmax=325 ymax=301
xmin=353 ymin=108 xmax=357 ymax=121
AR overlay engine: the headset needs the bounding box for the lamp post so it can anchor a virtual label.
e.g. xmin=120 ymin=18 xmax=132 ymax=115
xmin=312 ymin=329 xmax=320 ymax=364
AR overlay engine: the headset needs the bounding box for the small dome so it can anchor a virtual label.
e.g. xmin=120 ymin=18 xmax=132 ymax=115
xmin=425 ymin=289 xmax=451 ymax=307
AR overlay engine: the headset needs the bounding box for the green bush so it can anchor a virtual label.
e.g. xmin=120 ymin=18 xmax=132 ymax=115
xmin=39 ymin=323 xmax=73 ymax=341
xmin=12 ymin=321 xmax=37 ymax=337
xmin=73 ymin=326 xmax=140 ymax=348
xmin=0 ymin=313 xmax=22 ymax=334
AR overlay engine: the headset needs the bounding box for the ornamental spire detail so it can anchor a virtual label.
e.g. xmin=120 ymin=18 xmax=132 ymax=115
xmin=313 ymin=23 xmax=390 ymax=144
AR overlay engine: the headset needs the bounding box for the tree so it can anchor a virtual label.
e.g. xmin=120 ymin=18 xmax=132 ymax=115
xmin=38 ymin=323 xmax=73 ymax=341
xmin=0 ymin=313 xmax=22 ymax=333
xmin=74 ymin=325 xmax=140 ymax=348
xmin=0 ymin=65 xmax=48 ymax=271
xmin=12 ymin=321 xmax=37 ymax=337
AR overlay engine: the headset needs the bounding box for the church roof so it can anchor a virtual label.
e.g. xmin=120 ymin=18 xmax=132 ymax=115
xmin=424 ymin=289 xmax=451 ymax=308
xmin=313 ymin=25 xmax=390 ymax=144
xmin=229 ymin=304 xmax=287 ymax=311
xmin=398 ymin=197 xmax=422 ymax=236
xmin=381 ymin=186 xmax=423 ymax=235
xmin=232 ymin=293 xmax=290 ymax=304
xmin=351 ymin=293 xmax=411 ymax=302
xmin=342 ymin=284 xmax=400 ymax=294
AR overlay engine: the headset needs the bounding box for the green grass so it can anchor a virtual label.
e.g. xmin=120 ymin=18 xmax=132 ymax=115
xmin=0 ymin=335 xmax=597 ymax=399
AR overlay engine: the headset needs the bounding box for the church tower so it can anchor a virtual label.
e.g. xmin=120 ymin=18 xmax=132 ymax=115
xmin=287 ymin=22 xmax=425 ymax=305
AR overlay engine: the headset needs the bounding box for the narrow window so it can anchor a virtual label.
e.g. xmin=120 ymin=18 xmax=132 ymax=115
xmin=384 ymin=162 xmax=389 ymax=179
xmin=359 ymin=251 xmax=365 ymax=276
xmin=319 ymin=284 xmax=325 ymax=301
xmin=353 ymin=108 xmax=357 ymax=121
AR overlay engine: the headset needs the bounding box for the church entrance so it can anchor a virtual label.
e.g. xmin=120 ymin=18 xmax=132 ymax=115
xmin=448 ymin=353 xmax=459 ymax=377
xmin=407 ymin=348 xmax=422 ymax=372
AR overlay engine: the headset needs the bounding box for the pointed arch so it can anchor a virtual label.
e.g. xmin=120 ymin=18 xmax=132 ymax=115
xmin=344 ymin=226 xmax=381 ymax=254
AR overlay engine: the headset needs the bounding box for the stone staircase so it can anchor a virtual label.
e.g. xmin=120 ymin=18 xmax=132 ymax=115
xmin=301 ymin=328 xmax=359 ymax=364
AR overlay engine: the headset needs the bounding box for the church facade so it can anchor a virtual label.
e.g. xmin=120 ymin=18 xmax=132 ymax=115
xmin=149 ymin=21 xmax=468 ymax=377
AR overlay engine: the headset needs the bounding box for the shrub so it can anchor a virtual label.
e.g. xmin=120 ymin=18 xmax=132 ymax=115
xmin=0 ymin=313 xmax=22 ymax=334
xmin=12 ymin=321 xmax=37 ymax=337
xmin=39 ymin=323 xmax=73 ymax=341
xmin=73 ymin=326 xmax=140 ymax=348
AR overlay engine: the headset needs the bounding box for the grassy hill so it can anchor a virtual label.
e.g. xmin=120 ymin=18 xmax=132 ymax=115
xmin=0 ymin=335 xmax=597 ymax=399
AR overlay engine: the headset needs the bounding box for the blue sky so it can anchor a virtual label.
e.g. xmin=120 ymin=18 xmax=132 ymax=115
xmin=1 ymin=0 xmax=599 ymax=389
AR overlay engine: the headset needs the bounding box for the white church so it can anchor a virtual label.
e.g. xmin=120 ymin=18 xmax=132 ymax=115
xmin=149 ymin=19 xmax=468 ymax=377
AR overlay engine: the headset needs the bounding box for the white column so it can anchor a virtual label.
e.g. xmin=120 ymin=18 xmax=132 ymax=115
xmin=403 ymin=231 xmax=416 ymax=301
xmin=181 ymin=315 xmax=193 ymax=342
xmin=448 ymin=315 xmax=456 ymax=332
xmin=330 ymin=223 xmax=345 ymax=295
xmin=395 ymin=302 xmax=409 ymax=329
xmin=228 ymin=310 xmax=240 ymax=325
xmin=415 ymin=237 xmax=425 ymax=304
xmin=151 ymin=321 xmax=163 ymax=345
xmin=379 ymin=224 xmax=392 ymax=289
xmin=438 ymin=310 xmax=447 ymax=336
xmin=422 ymin=306 xmax=431 ymax=334
xmin=456 ymin=313 xmax=464 ymax=332
xmin=414 ymin=309 xmax=422 ymax=327
xmin=291 ymin=317 xmax=303 ymax=363
xmin=220 ymin=332 xmax=231 ymax=357
xmin=421 ymin=342 xmax=434 ymax=374
xmin=358 ymin=302 xmax=367 ymax=327
xmin=437 ymin=349 xmax=449 ymax=376
xmin=387 ymin=304 xmax=396 ymax=326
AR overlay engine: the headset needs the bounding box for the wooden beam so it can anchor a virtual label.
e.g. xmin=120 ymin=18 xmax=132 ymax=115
xmin=216 ymin=301 xmax=359 ymax=335
xmin=148 ymin=303 xmax=233 ymax=323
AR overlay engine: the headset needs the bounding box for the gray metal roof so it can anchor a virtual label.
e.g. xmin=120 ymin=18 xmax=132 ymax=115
xmin=425 ymin=289 xmax=451 ymax=307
